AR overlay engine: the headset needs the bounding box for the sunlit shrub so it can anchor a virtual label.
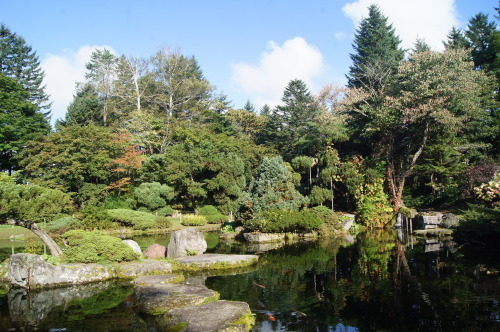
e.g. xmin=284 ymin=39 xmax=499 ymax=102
xmin=46 ymin=216 xmax=79 ymax=234
xmin=198 ymin=205 xmax=219 ymax=216
xmin=181 ymin=214 xmax=207 ymax=226
xmin=106 ymin=209 xmax=157 ymax=230
xmin=62 ymin=230 xmax=137 ymax=263
xmin=155 ymin=206 xmax=176 ymax=216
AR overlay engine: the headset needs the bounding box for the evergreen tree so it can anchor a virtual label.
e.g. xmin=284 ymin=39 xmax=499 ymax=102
xmin=347 ymin=5 xmax=404 ymax=93
xmin=0 ymin=24 xmax=50 ymax=112
xmin=243 ymin=100 xmax=255 ymax=112
xmin=412 ymin=38 xmax=431 ymax=54
xmin=56 ymin=83 xmax=104 ymax=128
xmin=465 ymin=13 xmax=497 ymax=71
xmin=269 ymin=79 xmax=320 ymax=159
xmin=0 ymin=73 xmax=50 ymax=174
xmin=443 ymin=27 xmax=469 ymax=50
xmin=238 ymin=156 xmax=308 ymax=221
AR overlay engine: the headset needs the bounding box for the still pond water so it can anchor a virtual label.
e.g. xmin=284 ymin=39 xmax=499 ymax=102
xmin=0 ymin=230 xmax=498 ymax=331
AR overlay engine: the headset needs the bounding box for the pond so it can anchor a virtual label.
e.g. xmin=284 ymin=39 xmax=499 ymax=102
xmin=0 ymin=230 xmax=498 ymax=331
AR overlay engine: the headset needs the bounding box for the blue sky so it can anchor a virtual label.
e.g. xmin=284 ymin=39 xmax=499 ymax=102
xmin=2 ymin=0 xmax=498 ymax=123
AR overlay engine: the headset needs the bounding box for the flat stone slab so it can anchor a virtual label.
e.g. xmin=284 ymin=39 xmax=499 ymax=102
xmin=114 ymin=261 xmax=172 ymax=278
xmin=163 ymin=300 xmax=251 ymax=332
xmin=175 ymin=254 xmax=259 ymax=270
xmin=134 ymin=281 xmax=219 ymax=315
xmin=132 ymin=274 xmax=184 ymax=286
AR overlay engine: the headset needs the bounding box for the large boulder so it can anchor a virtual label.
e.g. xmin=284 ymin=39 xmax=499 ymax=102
xmin=123 ymin=239 xmax=142 ymax=255
xmin=167 ymin=228 xmax=207 ymax=258
xmin=441 ymin=213 xmax=459 ymax=228
xmin=143 ymin=243 xmax=166 ymax=259
xmin=243 ymin=232 xmax=284 ymax=243
xmin=8 ymin=254 xmax=111 ymax=289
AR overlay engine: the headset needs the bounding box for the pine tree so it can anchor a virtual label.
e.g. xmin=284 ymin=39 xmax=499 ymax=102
xmin=0 ymin=24 xmax=50 ymax=113
xmin=347 ymin=5 xmax=404 ymax=93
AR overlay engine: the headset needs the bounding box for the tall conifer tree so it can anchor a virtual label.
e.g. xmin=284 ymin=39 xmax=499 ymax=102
xmin=347 ymin=5 xmax=404 ymax=93
xmin=0 ymin=24 xmax=50 ymax=113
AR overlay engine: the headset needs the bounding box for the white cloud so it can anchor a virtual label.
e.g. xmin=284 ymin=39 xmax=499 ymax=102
xmin=41 ymin=45 xmax=116 ymax=124
xmin=231 ymin=37 xmax=325 ymax=109
xmin=334 ymin=32 xmax=347 ymax=40
xmin=342 ymin=0 xmax=459 ymax=51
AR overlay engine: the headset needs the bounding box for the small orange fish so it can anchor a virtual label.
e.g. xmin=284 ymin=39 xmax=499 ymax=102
xmin=267 ymin=312 xmax=276 ymax=321
xmin=254 ymin=282 xmax=266 ymax=288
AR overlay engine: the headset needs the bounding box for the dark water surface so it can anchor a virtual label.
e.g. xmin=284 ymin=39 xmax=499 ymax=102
xmin=0 ymin=230 xmax=498 ymax=331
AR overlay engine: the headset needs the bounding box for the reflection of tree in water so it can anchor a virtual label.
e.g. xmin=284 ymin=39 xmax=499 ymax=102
xmin=206 ymin=231 xmax=499 ymax=331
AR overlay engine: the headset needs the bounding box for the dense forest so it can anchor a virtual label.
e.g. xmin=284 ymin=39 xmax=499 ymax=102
xmin=0 ymin=5 xmax=498 ymax=238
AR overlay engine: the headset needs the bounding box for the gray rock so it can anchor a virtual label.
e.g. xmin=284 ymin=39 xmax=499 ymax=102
xmin=441 ymin=213 xmax=459 ymax=228
xmin=8 ymin=254 xmax=111 ymax=289
xmin=341 ymin=214 xmax=355 ymax=231
xmin=134 ymin=281 xmax=218 ymax=315
xmin=167 ymin=228 xmax=207 ymax=258
xmin=122 ymin=239 xmax=142 ymax=255
xmin=115 ymin=261 xmax=173 ymax=278
xmin=243 ymin=232 xmax=284 ymax=243
xmin=163 ymin=300 xmax=251 ymax=332
xmin=143 ymin=243 xmax=166 ymax=259
xmin=175 ymin=254 xmax=259 ymax=270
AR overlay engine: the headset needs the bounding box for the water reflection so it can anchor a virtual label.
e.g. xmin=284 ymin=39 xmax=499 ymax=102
xmin=0 ymin=230 xmax=498 ymax=331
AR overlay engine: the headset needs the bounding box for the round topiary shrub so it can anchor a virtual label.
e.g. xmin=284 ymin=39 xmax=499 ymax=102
xmin=198 ymin=205 xmax=219 ymax=216
xmin=62 ymin=230 xmax=138 ymax=263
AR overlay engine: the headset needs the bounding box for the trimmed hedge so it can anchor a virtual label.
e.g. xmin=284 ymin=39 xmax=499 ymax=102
xmin=181 ymin=214 xmax=208 ymax=226
xmin=106 ymin=209 xmax=165 ymax=230
xmin=62 ymin=230 xmax=137 ymax=263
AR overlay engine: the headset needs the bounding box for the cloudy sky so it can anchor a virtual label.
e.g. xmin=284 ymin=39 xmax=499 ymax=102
xmin=2 ymin=0 xmax=498 ymax=124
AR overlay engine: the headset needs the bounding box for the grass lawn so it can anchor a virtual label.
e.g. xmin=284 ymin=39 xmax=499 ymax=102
xmin=0 ymin=225 xmax=38 ymax=240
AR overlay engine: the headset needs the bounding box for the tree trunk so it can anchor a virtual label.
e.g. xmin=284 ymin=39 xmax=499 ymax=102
xmin=6 ymin=218 xmax=63 ymax=258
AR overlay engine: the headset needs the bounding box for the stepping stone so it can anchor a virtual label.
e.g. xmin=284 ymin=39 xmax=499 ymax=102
xmin=163 ymin=300 xmax=252 ymax=332
xmin=134 ymin=281 xmax=219 ymax=315
xmin=175 ymin=254 xmax=258 ymax=270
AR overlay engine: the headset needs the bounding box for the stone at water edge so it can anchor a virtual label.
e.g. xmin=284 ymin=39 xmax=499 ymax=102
xmin=243 ymin=232 xmax=284 ymax=243
xmin=123 ymin=239 xmax=142 ymax=255
xmin=167 ymin=228 xmax=207 ymax=258
xmin=143 ymin=243 xmax=166 ymax=259
xmin=341 ymin=214 xmax=356 ymax=231
xmin=7 ymin=254 xmax=111 ymax=289
xmin=162 ymin=300 xmax=252 ymax=332
xmin=441 ymin=213 xmax=459 ymax=228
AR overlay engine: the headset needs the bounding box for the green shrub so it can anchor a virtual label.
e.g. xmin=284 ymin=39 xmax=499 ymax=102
xmin=205 ymin=213 xmax=228 ymax=224
xmin=102 ymin=195 xmax=132 ymax=210
xmin=310 ymin=206 xmax=341 ymax=229
xmin=155 ymin=206 xmax=175 ymax=216
xmin=155 ymin=216 xmax=172 ymax=229
xmin=106 ymin=209 xmax=157 ymax=230
xmin=46 ymin=216 xmax=79 ymax=234
xmin=62 ymin=230 xmax=137 ymax=263
xmin=247 ymin=209 xmax=322 ymax=233
xmin=78 ymin=206 xmax=115 ymax=230
xmin=198 ymin=205 xmax=219 ymax=216
xmin=181 ymin=214 xmax=207 ymax=226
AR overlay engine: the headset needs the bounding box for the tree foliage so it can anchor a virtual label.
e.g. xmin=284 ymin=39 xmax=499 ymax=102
xmin=0 ymin=73 xmax=50 ymax=173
